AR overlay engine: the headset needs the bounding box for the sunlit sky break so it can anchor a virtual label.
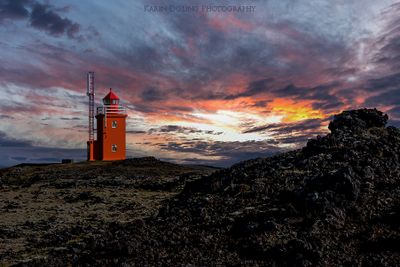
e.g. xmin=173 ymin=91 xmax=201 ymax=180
xmin=1 ymin=0 xmax=400 ymax=167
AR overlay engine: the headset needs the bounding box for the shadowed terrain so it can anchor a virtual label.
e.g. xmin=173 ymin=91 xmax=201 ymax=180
xmin=0 ymin=158 xmax=217 ymax=265
xmin=1 ymin=109 xmax=399 ymax=266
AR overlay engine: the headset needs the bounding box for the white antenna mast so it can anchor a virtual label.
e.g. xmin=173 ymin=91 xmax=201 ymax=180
xmin=87 ymin=72 xmax=95 ymax=141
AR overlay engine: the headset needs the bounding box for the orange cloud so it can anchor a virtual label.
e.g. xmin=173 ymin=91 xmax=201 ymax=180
xmin=268 ymin=98 xmax=325 ymax=122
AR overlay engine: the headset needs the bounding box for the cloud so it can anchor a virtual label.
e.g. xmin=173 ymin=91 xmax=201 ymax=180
xmin=29 ymin=2 xmax=80 ymax=39
xmin=10 ymin=156 xmax=27 ymax=161
xmin=140 ymin=86 xmax=165 ymax=102
xmin=365 ymin=89 xmax=400 ymax=107
xmin=60 ymin=117 xmax=82 ymax=120
xmin=225 ymin=78 xmax=274 ymax=100
xmin=127 ymin=130 xmax=147 ymax=134
xmin=157 ymin=140 xmax=286 ymax=167
xmin=0 ymin=130 xmax=85 ymax=166
xmin=149 ymin=125 xmax=201 ymax=134
xmin=148 ymin=125 xmax=223 ymax=135
xmin=241 ymin=118 xmax=327 ymax=147
xmin=2 ymin=0 xmax=400 ymax=168
xmin=0 ymin=131 xmax=32 ymax=147
xmin=243 ymin=118 xmax=325 ymax=134
xmin=0 ymin=0 xmax=30 ymax=21
xmin=363 ymin=74 xmax=400 ymax=109
xmin=371 ymin=3 xmax=400 ymax=71
xmin=0 ymin=0 xmax=81 ymax=39
xmin=365 ymin=73 xmax=400 ymax=92
xmin=387 ymin=106 xmax=400 ymax=118
xmin=0 ymin=114 xmax=14 ymax=119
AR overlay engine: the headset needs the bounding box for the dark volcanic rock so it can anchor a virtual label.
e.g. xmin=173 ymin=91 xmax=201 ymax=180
xmin=4 ymin=109 xmax=400 ymax=266
xmin=123 ymin=108 xmax=398 ymax=266
xmin=328 ymin=108 xmax=388 ymax=133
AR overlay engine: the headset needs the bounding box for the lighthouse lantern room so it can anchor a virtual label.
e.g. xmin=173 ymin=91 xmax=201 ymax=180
xmin=86 ymin=72 xmax=127 ymax=161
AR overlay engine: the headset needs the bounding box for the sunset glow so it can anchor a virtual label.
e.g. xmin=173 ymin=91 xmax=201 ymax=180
xmin=1 ymin=0 xmax=400 ymax=167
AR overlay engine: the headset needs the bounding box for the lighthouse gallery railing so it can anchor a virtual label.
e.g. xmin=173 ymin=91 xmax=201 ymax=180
xmin=96 ymin=105 xmax=127 ymax=115
xmin=96 ymin=105 xmax=126 ymax=128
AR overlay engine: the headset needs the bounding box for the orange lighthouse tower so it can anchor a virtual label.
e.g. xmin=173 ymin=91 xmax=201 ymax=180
xmin=95 ymin=89 xmax=127 ymax=160
xmin=86 ymin=72 xmax=127 ymax=161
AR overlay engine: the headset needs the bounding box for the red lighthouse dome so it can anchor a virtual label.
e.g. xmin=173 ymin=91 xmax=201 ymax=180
xmin=103 ymin=88 xmax=120 ymax=106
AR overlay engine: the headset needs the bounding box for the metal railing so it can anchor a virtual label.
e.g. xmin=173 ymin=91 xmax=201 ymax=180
xmin=97 ymin=105 xmax=126 ymax=129
xmin=96 ymin=105 xmax=127 ymax=115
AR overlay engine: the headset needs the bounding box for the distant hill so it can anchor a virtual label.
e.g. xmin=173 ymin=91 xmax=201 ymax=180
xmin=1 ymin=109 xmax=399 ymax=266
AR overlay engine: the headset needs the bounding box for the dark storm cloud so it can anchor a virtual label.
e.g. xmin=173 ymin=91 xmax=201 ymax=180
xmin=224 ymin=77 xmax=344 ymax=113
xmin=136 ymin=10 xmax=275 ymax=85
xmin=274 ymin=82 xmax=341 ymax=101
xmin=127 ymin=130 xmax=147 ymax=134
xmin=355 ymin=4 xmax=400 ymax=125
xmin=221 ymin=71 xmax=344 ymax=113
xmin=150 ymin=125 xmax=202 ymax=134
xmin=158 ymin=140 xmax=286 ymax=167
xmin=140 ymin=86 xmax=165 ymax=102
xmin=253 ymin=100 xmax=272 ymax=107
xmin=241 ymin=117 xmax=326 ymax=152
xmin=202 ymin=33 xmax=274 ymax=79
xmin=148 ymin=125 xmax=223 ymax=135
xmin=116 ymin=44 xmax=165 ymax=73
xmin=0 ymin=114 xmax=14 ymax=119
xmin=0 ymin=41 xmax=94 ymax=90
xmin=275 ymin=82 xmax=344 ymax=113
xmin=131 ymin=103 xmax=159 ymax=114
xmin=165 ymin=7 xmax=204 ymax=37
xmin=169 ymin=106 xmax=194 ymax=112
xmin=225 ymin=78 xmax=274 ymax=100
xmin=365 ymin=73 xmax=400 ymax=92
xmin=243 ymin=118 xmax=325 ymax=135
xmin=29 ymin=2 xmax=80 ymax=39
xmin=312 ymin=100 xmax=343 ymax=111
xmin=365 ymin=89 xmax=400 ymax=107
xmin=372 ymin=3 xmax=400 ymax=70
xmin=0 ymin=131 xmax=32 ymax=147
xmin=0 ymin=0 xmax=81 ymax=39
xmin=0 ymin=0 xmax=30 ymax=21
xmin=364 ymin=74 xmax=400 ymax=107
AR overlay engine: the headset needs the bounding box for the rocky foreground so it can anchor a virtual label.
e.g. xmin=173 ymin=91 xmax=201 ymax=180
xmin=1 ymin=108 xmax=400 ymax=266
xmin=0 ymin=158 xmax=217 ymax=266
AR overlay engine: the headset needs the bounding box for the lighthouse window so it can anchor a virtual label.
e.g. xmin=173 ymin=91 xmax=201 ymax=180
xmin=112 ymin=120 xmax=117 ymax=128
xmin=112 ymin=144 xmax=117 ymax=152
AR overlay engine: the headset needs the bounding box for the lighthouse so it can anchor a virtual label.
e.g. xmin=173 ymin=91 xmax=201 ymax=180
xmin=86 ymin=72 xmax=127 ymax=161
xmin=95 ymin=88 xmax=127 ymax=160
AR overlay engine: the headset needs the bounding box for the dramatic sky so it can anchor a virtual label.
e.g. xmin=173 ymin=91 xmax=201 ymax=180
xmin=1 ymin=0 xmax=400 ymax=167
